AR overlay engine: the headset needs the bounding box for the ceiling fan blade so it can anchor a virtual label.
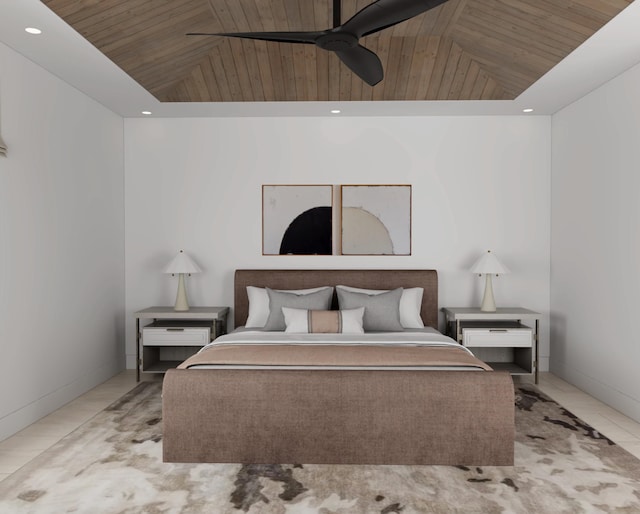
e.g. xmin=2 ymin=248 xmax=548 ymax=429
xmin=342 ymin=0 xmax=449 ymax=38
xmin=187 ymin=31 xmax=322 ymax=45
xmin=335 ymin=45 xmax=384 ymax=86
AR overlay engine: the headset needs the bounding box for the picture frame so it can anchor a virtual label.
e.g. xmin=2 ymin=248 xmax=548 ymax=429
xmin=340 ymin=184 xmax=411 ymax=255
xmin=262 ymin=185 xmax=333 ymax=255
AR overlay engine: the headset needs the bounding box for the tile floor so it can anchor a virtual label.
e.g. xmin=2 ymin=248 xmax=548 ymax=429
xmin=1 ymin=371 xmax=640 ymax=483
xmin=0 ymin=371 xmax=158 ymax=482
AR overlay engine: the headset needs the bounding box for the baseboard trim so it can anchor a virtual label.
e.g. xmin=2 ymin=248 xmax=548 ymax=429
xmin=126 ymin=353 xmax=137 ymax=370
xmin=550 ymin=360 xmax=640 ymax=424
xmin=539 ymin=356 xmax=549 ymax=372
xmin=0 ymin=359 xmax=123 ymax=441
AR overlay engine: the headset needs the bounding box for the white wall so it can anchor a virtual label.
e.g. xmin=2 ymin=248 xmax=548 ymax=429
xmin=0 ymin=43 xmax=125 ymax=440
xmin=125 ymin=115 xmax=551 ymax=369
xmin=551 ymin=61 xmax=640 ymax=422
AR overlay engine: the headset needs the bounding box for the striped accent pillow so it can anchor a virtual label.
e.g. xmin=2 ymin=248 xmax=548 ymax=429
xmin=308 ymin=310 xmax=342 ymax=333
xmin=282 ymin=307 xmax=365 ymax=334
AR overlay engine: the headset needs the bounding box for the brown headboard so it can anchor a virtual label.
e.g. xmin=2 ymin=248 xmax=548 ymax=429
xmin=234 ymin=269 xmax=438 ymax=329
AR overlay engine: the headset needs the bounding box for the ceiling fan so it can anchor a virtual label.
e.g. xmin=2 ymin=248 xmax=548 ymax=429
xmin=188 ymin=0 xmax=449 ymax=87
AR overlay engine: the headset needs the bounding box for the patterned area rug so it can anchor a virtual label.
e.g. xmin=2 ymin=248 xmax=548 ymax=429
xmin=1 ymin=381 xmax=640 ymax=513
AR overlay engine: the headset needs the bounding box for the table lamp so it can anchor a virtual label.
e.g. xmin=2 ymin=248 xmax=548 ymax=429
xmin=470 ymin=250 xmax=509 ymax=312
xmin=163 ymin=250 xmax=202 ymax=311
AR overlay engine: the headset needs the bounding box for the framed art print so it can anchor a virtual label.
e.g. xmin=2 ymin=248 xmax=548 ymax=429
xmin=340 ymin=185 xmax=411 ymax=255
xmin=262 ymin=185 xmax=333 ymax=255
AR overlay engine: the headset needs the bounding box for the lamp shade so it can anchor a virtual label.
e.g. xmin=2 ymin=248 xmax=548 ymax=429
xmin=163 ymin=250 xmax=202 ymax=275
xmin=470 ymin=250 xmax=509 ymax=275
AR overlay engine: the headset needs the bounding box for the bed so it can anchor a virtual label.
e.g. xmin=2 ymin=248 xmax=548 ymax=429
xmin=162 ymin=269 xmax=515 ymax=465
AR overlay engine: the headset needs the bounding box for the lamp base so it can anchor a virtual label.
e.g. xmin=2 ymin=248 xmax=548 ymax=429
xmin=480 ymin=274 xmax=497 ymax=312
xmin=174 ymin=273 xmax=190 ymax=311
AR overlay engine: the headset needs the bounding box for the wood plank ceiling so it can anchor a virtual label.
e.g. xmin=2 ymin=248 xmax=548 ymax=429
xmin=42 ymin=0 xmax=632 ymax=102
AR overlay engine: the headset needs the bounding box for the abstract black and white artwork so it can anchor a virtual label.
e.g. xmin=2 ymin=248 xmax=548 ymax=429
xmin=341 ymin=185 xmax=411 ymax=255
xmin=262 ymin=185 xmax=333 ymax=255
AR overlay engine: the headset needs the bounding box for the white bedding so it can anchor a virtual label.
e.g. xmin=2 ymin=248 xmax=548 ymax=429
xmin=189 ymin=327 xmax=481 ymax=371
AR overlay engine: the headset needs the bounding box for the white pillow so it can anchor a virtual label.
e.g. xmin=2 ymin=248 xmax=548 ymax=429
xmin=245 ymin=286 xmax=333 ymax=328
xmin=336 ymin=285 xmax=424 ymax=329
xmin=283 ymin=307 xmax=365 ymax=334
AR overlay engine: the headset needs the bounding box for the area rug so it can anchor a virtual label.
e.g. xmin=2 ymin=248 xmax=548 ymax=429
xmin=1 ymin=382 xmax=640 ymax=514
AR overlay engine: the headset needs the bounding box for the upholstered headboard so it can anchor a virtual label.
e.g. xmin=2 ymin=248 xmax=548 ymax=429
xmin=234 ymin=269 xmax=438 ymax=329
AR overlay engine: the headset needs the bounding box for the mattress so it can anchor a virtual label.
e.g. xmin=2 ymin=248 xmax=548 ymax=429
xmin=178 ymin=327 xmax=492 ymax=371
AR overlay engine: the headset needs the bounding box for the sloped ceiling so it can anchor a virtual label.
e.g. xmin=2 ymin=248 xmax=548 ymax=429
xmin=42 ymin=0 xmax=632 ymax=103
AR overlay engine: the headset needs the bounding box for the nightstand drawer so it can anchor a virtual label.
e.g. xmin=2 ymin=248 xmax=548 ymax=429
xmin=463 ymin=328 xmax=532 ymax=348
xmin=143 ymin=327 xmax=210 ymax=346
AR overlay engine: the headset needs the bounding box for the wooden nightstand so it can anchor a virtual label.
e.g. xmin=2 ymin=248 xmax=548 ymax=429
xmin=442 ymin=307 xmax=541 ymax=383
xmin=134 ymin=306 xmax=229 ymax=381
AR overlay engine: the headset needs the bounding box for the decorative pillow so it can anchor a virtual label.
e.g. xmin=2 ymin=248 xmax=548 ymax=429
xmin=245 ymin=286 xmax=332 ymax=328
xmin=282 ymin=307 xmax=365 ymax=334
xmin=263 ymin=287 xmax=334 ymax=331
xmin=336 ymin=287 xmax=404 ymax=332
xmin=336 ymin=285 xmax=425 ymax=328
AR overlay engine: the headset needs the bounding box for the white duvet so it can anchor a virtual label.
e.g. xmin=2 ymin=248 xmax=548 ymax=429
xmin=189 ymin=327 xmax=480 ymax=371
xmin=199 ymin=326 xmax=470 ymax=352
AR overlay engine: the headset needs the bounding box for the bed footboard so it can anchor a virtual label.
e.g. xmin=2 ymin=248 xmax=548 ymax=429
xmin=162 ymin=369 xmax=514 ymax=466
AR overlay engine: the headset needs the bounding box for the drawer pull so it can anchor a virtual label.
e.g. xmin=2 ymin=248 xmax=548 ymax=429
xmin=489 ymin=329 xmax=508 ymax=332
xmin=166 ymin=328 xmax=185 ymax=332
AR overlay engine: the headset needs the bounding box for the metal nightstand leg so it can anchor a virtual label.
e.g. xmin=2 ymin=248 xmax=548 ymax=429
xmin=136 ymin=318 xmax=140 ymax=382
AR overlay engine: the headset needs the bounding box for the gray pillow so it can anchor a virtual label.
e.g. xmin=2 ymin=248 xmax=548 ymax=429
xmin=336 ymin=287 xmax=404 ymax=332
xmin=264 ymin=287 xmax=334 ymax=331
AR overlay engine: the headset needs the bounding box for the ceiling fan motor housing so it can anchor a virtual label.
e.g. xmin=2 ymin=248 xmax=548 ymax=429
xmin=316 ymin=31 xmax=358 ymax=51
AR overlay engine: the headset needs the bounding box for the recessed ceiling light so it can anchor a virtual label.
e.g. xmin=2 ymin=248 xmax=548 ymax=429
xmin=141 ymin=111 xmax=152 ymax=115
xmin=523 ymin=108 xmax=534 ymax=113
xmin=330 ymin=109 xmax=341 ymax=114
xmin=25 ymin=27 xmax=42 ymax=35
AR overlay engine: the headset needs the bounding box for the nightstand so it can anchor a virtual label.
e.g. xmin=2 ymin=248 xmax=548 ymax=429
xmin=134 ymin=306 xmax=229 ymax=381
xmin=442 ymin=307 xmax=541 ymax=383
